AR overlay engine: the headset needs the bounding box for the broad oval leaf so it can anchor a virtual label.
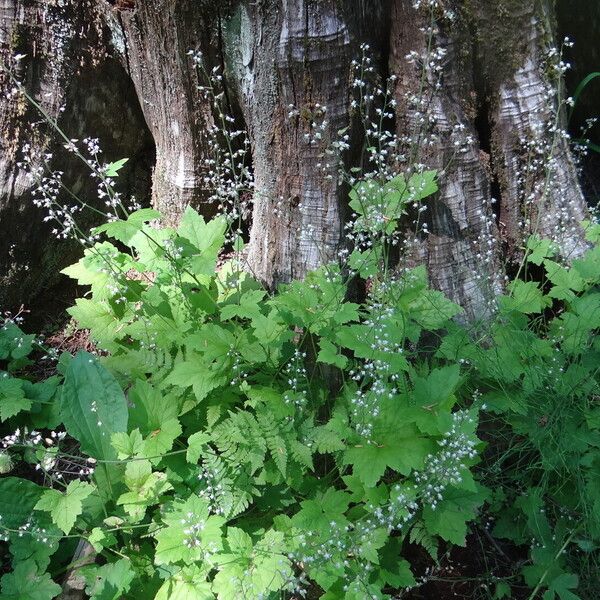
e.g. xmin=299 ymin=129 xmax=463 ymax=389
xmin=60 ymin=351 xmax=128 ymax=460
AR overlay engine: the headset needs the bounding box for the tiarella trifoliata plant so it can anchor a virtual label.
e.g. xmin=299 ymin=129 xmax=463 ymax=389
xmin=3 ymin=204 xmax=600 ymax=599
xmin=0 ymin=195 xmax=487 ymax=599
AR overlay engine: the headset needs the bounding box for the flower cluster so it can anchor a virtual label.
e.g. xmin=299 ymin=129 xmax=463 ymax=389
xmin=181 ymin=511 xmax=206 ymax=548
xmin=509 ymin=38 xmax=586 ymax=256
xmin=283 ymin=349 xmax=308 ymax=409
xmin=18 ymin=136 xmax=129 ymax=243
xmin=0 ymin=427 xmax=66 ymax=450
xmin=349 ymin=46 xmax=399 ymax=182
xmin=189 ymin=51 xmax=253 ymax=237
xmin=411 ymin=0 xmax=457 ymax=22
xmin=368 ymin=485 xmax=420 ymax=533
xmin=348 ymin=303 xmax=403 ymax=439
xmin=0 ymin=515 xmax=50 ymax=544
xmin=290 ymin=520 xmax=352 ymax=574
xmin=414 ymin=410 xmax=478 ymax=510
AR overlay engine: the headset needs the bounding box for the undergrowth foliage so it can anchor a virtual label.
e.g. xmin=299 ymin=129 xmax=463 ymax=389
xmin=1 ymin=3 xmax=600 ymax=599
xmin=0 ymin=192 xmax=485 ymax=599
xmin=2 ymin=202 xmax=600 ymax=599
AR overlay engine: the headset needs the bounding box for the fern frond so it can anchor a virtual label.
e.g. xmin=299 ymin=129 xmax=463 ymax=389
xmin=257 ymin=412 xmax=288 ymax=477
xmin=409 ymin=521 xmax=439 ymax=562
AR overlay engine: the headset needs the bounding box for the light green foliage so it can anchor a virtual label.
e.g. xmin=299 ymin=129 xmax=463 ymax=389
xmin=154 ymin=495 xmax=225 ymax=565
xmin=34 ymin=479 xmax=94 ymax=534
xmin=349 ymin=170 xmax=437 ymax=235
xmin=80 ymin=559 xmax=135 ymax=599
xmin=104 ymin=157 xmax=129 ymax=177
xmin=0 ymin=376 xmax=31 ymax=421
xmin=154 ymin=566 xmax=213 ymax=600
xmin=3 ymin=186 xmax=600 ymax=600
xmin=61 ymin=352 xmax=128 ymax=460
xmin=213 ymin=528 xmax=293 ymax=599
xmin=0 ymin=560 xmax=61 ymax=600
xmin=422 ymin=487 xmax=487 ymax=546
xmin=0 ymin=322 xmax=35 ymax=364
xmin=117 ymin=459 xmax=172 ymax=520
xmin=95 ymin=208 xmax=160 ymax=244
xmin=343 ymin=426 xmax=432 ymax=487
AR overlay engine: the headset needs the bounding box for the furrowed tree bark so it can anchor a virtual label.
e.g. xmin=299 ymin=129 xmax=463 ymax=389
xmin=472 ymin=0 xmax=588 ymax=261
xmin=0 ymin=0 xmax=594 ymax=320
xmin=100 ymin=0 xmax=217 ymax=225
xmin=0 ymin=0 xmax=153 ymax=319
xmin=390 ymin=0 xmax=502 ymax=320
xmin=389 ymin=0 xmax=589 ymax=319
xmin=222 ymin=0 xmax=389 ymax=285
xmin=0 ymin=0 xmax=77 ymax=310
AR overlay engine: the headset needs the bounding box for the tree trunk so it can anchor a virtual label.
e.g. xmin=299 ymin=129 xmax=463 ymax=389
xmin=0 ymin=0 xmax=153 ymax=322
xmin=472 ymin=0 xmax=588 ymax=260
xmin=100 ymin=0 xmax=217 ymax=224
xmin=390 ymin=0 xmax=502 ymax=319
xmin=222 ymin=0 xmax=389 ymax=285
xmin=0 ymin=0 xmax=594 ymax=320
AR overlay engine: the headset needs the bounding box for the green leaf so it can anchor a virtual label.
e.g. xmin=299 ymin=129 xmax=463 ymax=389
xmin=0 ymin=477 xmax=44 ymax=528
xmin=142 ymin=417 xmax=182 ymax=464
xmin=409 ymin=521 xmax=438 ymax=561
xmin=67 ymin=299 xmax=122 ymax=349
xmin=317 ymin=338 xmax=348 ymax=369
xmin=117 ymin=459 xmax=172 ymax=520
xmin=348 ymin=179 xmax=382 ymax=216
xmin=0 ymin=478 xmax=61 ymax=571
xmin=572 ymin=293 xmax=600 ymax=328
xmin=34 ymin=480 xmax=94 ymax=534
xmin=165 ymin=356 xmax=227 ymax=403
xmin=60 ymin=352 xmax=128 ymax=460
xmin=213 ymin=529 xmax=293 ymax=600
xmin=411 ymin=365 xmax=460 ymax=433
xmin=570 ymin=71 xmax=600 ymax=118
xmin=290 ymin=439 xmax=314 ymax=470
xmin=9 ymin=533 xmax=60 ymax=574
xmin=82 ymin=559 xmax=134 ymax=600
xmin=408 ymin=288 xmax=462 ymax=329
xmin=185 ymin=324 xmax=235 ymax=361
xmin=94 ymin=208 xmax=160 ymax=244
xmin=0 ymin=376 xmax=31 ymax=421
xmin=88 ymin=527 xmax=116 ymax=553
xmin=129 ymin=379 xmax=180 ymax=433
xmin=255 ymin=409 xmax=288 ymax=473
xmin=104 ymin=157 xmax=129 ymax=177
xmin=494 ymin=582 xmax=512 ymax=599
xmin=178 ymin=207 xmax=226 ymax=254
xmin=111 ymin=429 xmax=144 ymax=459
xmin=343 ymin=428 xmax=431 ymax=487
xmin=187 ymin=432 xmax=210 ymax=464
xmin=154 ymin=566 xmax=213 ymax=600
xmin=154 ymin=495 xmax=225 ymax=565
xmin=545 ymin=573 xmax=580 ymax=600
xmin=336 ymin=324 xmax=407 ymax=372
xmin=292 ymin=487 xmax=352 ymax=531
xmin=527 ymin=235 xmax=556 ymax=265
xmin=348 ymin=249 xmax=379 ymax=279
xmin=380 ymin=538 xmax=417 ymax=588
xmin=0 ymin=323 xmax=34 ymax=361
xmin=501 ymin=280 xmax=550 ymax=314
xmin=0 ymin=560 xmax=61 ymax=600
xmin=61 ymin=243 xmax=119 ymax=298
xmin=408 ymin=169 xmax=438 ymax=200
xmin=220 ymin=290 xmax=266 ymax=321
xmin=544 ymin=259 xmax=586 ymax=300
xmin=422 ymin=487 xmax=486 ymax=546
